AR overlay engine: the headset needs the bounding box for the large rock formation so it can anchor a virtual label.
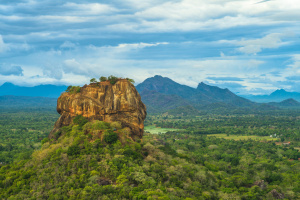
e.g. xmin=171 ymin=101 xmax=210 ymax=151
xmin=49 ymin=79 xmax=146 ymax=140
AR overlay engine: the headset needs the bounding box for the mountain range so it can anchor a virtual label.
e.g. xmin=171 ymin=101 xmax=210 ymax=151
xmin=0 ymin=82 xmax=67 ymax=98
xmin=1 ymin=76 xmax=300 ymax=113
xmin=136 ymin=75 xmax=256 ymax=113
xmin=242 ymin=89 xmax=300 ymax=103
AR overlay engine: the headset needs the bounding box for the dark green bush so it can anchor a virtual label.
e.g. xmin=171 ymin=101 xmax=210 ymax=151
xmin=126 ymin=78 xmax=135 ymax=84
xmin=54 ymin=130 xmax=62 ymax=140
xmin=90 ymin=78 xmax=97 ymax=84
xmin=99 ymin=76 xmax=107 ymax=82
xmin=66 ymin=86 xmax=81 ymax=94
xmin=67 ymin=145 xmax=80 ymax=156
xmin=104 ymin=130 xmax=118 ymax=144
xmin=41 ymin=138 xmax=49 ymax=145
xmin=108 ymin=75 xmax=118 ymax=85
xmin=73 ymin=115 xmax=89 ymax=129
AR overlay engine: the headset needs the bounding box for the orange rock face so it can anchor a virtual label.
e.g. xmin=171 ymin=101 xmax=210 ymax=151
xmin=49 ymin=80 xmax=147 ymax=140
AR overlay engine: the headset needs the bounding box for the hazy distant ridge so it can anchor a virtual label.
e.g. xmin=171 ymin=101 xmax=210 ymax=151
xmin=0 ymin=82 xmax=67 ymax=98
xmin=242 ymin=89 xmax=300 ymax=103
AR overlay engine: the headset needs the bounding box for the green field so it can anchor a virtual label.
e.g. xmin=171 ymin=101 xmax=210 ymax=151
xmin=207 ymin=134 xmax=279 ymax=141
xmin=144 ymin=125 xmax=181 ymax=134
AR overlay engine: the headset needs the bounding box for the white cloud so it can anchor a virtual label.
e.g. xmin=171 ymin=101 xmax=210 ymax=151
xmin=219 ymin=33 xmax=291 ymax=55
xmin=63 ymin=3 xmax=118 ymax=15
xmin=237 ymin=33 xmax=285 ymax=55
xmin=284 ymin=54 xmax=300 ymax=75
xmin=116 ymin=42 xmax=168 ymax=49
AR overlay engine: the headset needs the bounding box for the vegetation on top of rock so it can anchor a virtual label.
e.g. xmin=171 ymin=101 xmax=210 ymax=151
xmin=51 ymin=77 xmax=146 ymax=140
xmin=65 ymin=85 xmax=81 ymax=94
xmin=89 ymin=78 xmax=97 ymax=84
xmin=90 ymin=75 xmax=135 ymax=85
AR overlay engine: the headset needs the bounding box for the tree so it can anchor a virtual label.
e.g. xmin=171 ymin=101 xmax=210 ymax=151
xmin=66 ymin=85 xmax=72 ymax=92
xmin=104 ymin=130 xmax=118 ymax=144
xmin=108 ymin=75 xmax=118 ymax=85
xmin=73 ymin=115 xmax=89 ymax=129
xmin=126 ymin=78 xmax=135 ymax=84
xmin=67 ymin=145 xmax=80 ymax=156
xmin=99 ymin=76 xmax=107 ymax=82
xmin=90 ymin=78 xmax=97 ymax=84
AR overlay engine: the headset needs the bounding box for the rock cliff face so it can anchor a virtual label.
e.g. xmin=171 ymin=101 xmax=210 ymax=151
xmin=49 ymin=80 xmax=147 ymax=140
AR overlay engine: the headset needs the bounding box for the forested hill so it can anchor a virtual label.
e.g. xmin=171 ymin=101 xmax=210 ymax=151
xmin=268 ymin=98 xmax=300 ymax=107
xmin=136 ymin=75 xmax=255 ymax=113
xmin=0 ymin=82 xmax=67 ymax=98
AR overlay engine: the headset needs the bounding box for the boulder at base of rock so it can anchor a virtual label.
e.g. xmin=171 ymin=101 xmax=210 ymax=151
xmin=49 ymin=79 xmax=146 ymax=140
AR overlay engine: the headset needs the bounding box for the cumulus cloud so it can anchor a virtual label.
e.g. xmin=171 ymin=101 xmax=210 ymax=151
xmin=0 ymin=0 xmax=299 ymax=94
xmin=0 ymin=65 xmax=24 ymax=76
xmin=237 ymin=33 xmax=286 ymax=55
xmin=63 ymin=3 xmax=118 ymax=15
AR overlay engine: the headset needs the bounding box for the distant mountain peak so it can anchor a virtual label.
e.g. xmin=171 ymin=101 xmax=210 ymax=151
xmin=136 ymin=75 xmax=254 ymax=112
xmin=1 ymin=82 xmax=16 ymax=87
xmin=271 ymin=89 xmax=288 ymax=95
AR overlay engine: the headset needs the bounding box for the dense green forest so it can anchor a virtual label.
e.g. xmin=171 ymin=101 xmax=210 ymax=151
xmin=1 ymin=108 xmax=300 ymax=199
xmin=0 ymin=109 xmax=58 ymax=164
xmin=146 ymin=111 xmax=300 ymax=145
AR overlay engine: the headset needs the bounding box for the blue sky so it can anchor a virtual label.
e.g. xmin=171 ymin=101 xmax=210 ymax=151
xmin=0 ymin=0 xmax=299 ymax=95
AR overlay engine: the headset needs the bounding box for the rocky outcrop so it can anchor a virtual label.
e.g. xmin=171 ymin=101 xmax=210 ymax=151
xmin=49 ymin=80 xmax=146 ymax=140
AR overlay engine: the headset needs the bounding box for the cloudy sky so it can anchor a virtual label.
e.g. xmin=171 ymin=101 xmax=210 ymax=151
xmin=0 ymin=0 xmax=299 ymax=94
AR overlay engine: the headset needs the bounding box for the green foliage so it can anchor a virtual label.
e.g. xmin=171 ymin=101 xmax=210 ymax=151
xmin=41 ymin=138 xmax=49 ymax=145
xmin=67 ymin=145 xmax=80 ymax=156
xmin=54 ymin=130 xmax=62 ymax=140
xmin=99 ymin=76 xmax=107 ymax=82
xmin=110 ymin=121 xmax=122 ymax=130
xmin=108 ymin=75 xmax=118 ymax=85
xmin=90 ymin=78 xmax=97 ymax=84
xmin=0 ymin=109 xmax=58 ymax=164
xmin=66 ymin=86 xmax=81 ymax=94
xmin=2 ymin=110 xmax=300 ymax=199
xmin=126 ymin=78 xmax=135 ymax=84
xmin=66 ymin=85 xmax=72 ymax=91
xmin=103 ymin=130 xmax=118 ymax=144
xmin=73 ymin=115 xmax=89 ymax=129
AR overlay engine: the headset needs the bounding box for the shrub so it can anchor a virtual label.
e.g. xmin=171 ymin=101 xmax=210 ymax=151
xmin=126 ymin=78 xmax=135 ymax=84
xmin=41 ymin=138 xmax=49 ymax=145
xmin=110 ymin=121 xmax=122 ymax=130
xmin=104 ymin=130 xmax=118 ymax=144
xmin=99 ymin=76 xmax=107 ymax=82
xmin=66 ymin=85 xmax=72 ymax=92
xmin=67 ymin=145 xmax=80 ymax=156
xmin=108 ymin=75 xmax=118 ymax=85
xmin=66 ymin=86 xmax=81 ymax=94
xmin=90 ymin=78 xmax=97 ymax=84
xmin=54 ymin=130 xmax=62 ymax=140
xmin=92 ymin=121 xmax=111 ymax=130
xmin=73 ymin=115 xmax=89 ymax=129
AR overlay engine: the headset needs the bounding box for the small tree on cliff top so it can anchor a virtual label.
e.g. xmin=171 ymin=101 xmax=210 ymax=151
xmin=108 ymin=75 xmax=118 ymax=85
xmin=90 ymin=78 xmax=97 ymax=84
xmin=99 ymin=76 xmax=107 ymax=82
xmin=126 ymin=78 xmax=135 ymax=84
